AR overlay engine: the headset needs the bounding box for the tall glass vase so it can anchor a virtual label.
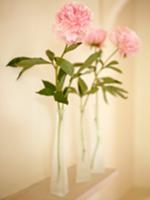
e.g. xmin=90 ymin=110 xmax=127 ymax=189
xmin=90 ymin=92 xmax=105 ymax=173
xmin=50 ymin=105 xmax=69 ymax=197
xmin=76 ymin=100 xmax=91 ymax=182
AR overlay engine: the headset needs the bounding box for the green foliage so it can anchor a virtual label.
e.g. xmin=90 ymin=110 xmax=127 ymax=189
xmin=42 ymin=80 xmax=56 ymax=91
xmin=87 ymin=85 xmax=99 ymax=94
xmin=73 ymin=62 xmax=83 ymax=67
xmin=36 ymin=80 xmax=56 ymax=96
xmin=107 ymin=66 xmax=122 ymax=73
xmin=63 ymin=86 xmax=77 ymax=96
xmin=101 ymin=77 xmax=122 ymax=85
xmin=17 ymin=67 xmax=30 ymax=80
xmin=106 ymin=60 xmax=119 ymax=66
xmin=64 ymin=43 xmax=81 ymax=54
xmin=7 ymin=57 xmax=30 ymax=67
xmin=55 ymin=57 xmax=74 ymax=76
xmin=78 ymin=77 xmax=88 ymax=97
xmin=79 ymin=51 xmax=102 ymax=73
xmin=54 ymin=91 xmax=68 ymax=104
xmin=57 ymin=69 xmax=67 ymax=90
xmin=46 ymin=50 xmax=55 ymax=62
xmin=7 ymin=57 xmax=49 ymax=68
xmin=37 ymin=80 xmax=69 ymax=105
xmin=103 ymin=60 xmax=122 ymax=73
xmin=101 ymin=85 xmax=128 ymax=103
xmin=7 ymin=57 xmax=50 ymax=79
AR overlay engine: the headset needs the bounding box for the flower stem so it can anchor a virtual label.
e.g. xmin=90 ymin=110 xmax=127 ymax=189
xmin=54 ymin=45 xmax=66 ymax=181
xmin=57 ymin=104 xmax=64 ymax=181
xmin=82 ymin=48 xmax=118 ymax=109
xmin=80 ymin=98 xmax=86 ymax=162
xmin=91 ymin=92 xmax=100 ymax=169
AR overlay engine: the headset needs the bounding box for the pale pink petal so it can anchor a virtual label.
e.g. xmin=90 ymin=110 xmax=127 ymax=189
xmin=110 ymin=27 xmax=140 ymax=57
xmin=54 ymin=2 xmax=92 ymax=44
xmin=84 ymin=27 xmax=107 ymax=48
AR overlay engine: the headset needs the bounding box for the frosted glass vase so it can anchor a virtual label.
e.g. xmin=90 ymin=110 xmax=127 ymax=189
xmin=50 ymin=106 xmax=69 ymax=197
xmin=90 ymin=92 xmax=105 ymax=173
xmin=76 ymin=105 xmax=91 ymax=182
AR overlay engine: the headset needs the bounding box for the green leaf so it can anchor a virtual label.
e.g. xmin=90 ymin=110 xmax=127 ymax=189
xmin=64 ymin=43 xmax=81 ymax=54
xmin=37 ymin=88 xmax=54 ymax=96
xmin=7 ymin=57 xmax=49 ymax=68
xmin=36 ymin=80 xmax=56 ymax=96
xmin=78 ymin=77 xmax=88 ymax=97
xmin=82 ymin=51 xmax=102 ymax=70
xmin=57 ymin=69 xmax=66 ymax=90
xmin=73 ymin=62 xmax=83 ymax=67
xmin=54 ymin=91 xmax=68 ymax=104
xmin=7 ymin=57 xmax=49 ymax=79
xmin=46 ymin=50 xmax=55 ymax=61
xmin=42 ymin=80 xmax=56 ymax=92
xmin=63 ymin=87 xmax=77 ymax=95
xmin=55 ymin=57 xmax=74 ymax=76
xmin=101 ymin=85 xmax=108 ymax=104
xmin=102 ymin=77 xmax=122 ymax=84
xmin=107 ymin=66 xmax=122 ymax=73
xmin=101 ymin=85 xmax=128 ymax=103
xmin=106 ymin=60 xmax=119 ymax=67
xmin=7 ymin=57 xmax=30 ymax=67
xmin=115 ymin=90 xmax=128 ymax=99
xmin=17 ymin=67 xmax=30 ymax=80
xmin=17 ymin=57 xmax=49 ymax=68
xmin=87 ymin=85 xmax=99 ymax=94
xmin=105 ymin=86 xmax=117 ymax=96
xmin=105 ymin=86 xmax=128 ymax=99
xmin=111 ymin=86 xmax=128 ymax=94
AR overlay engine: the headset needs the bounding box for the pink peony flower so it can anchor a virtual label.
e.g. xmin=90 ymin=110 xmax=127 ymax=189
xmin=85 ymin=28 xmax=107 ymax=48
xmin=110 ymin=27 xmax=140 ymax=57
xmin=54 ymin=2 xmax=92 ymax=44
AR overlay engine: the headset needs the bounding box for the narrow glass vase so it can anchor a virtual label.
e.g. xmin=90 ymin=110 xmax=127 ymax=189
xmin=50 ymin=106 xmax=69 ymax=197
xmin=90 ymin=92 xmax=105 ymax=173
xmin=76 ymin=100 xmax=91 ymax=182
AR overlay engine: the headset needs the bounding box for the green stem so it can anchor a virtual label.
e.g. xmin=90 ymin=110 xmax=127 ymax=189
xmin=82 ymin=48 xmax=118 ymax=109
xmin=80 ymin=98 xmax=86 ymax=162
xmin=91 ymin=92 xmax=100 ymax=169
xmin=61 ymin=44 xmax=68 ymax=58
xmin=57 ymin=104 xmax=64 ymax=181
xmin=54 ymin=45 xmax=67 ymax=181
xmin=90 ymin=53 xmax=100 ymax=169
xmin=104 ymin=48 xmax=118 ymax=65
xmin=97 ymin=48 xmax=118 ymax=74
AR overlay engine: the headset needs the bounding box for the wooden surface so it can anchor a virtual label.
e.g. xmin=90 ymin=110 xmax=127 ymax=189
xmin=3 ymin=167 xmax=117 ymax=200
xmin=120 ymin=188 xmax=150 ymax=200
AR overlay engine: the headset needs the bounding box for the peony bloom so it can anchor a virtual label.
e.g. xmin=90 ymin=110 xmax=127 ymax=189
xmin=85 ymin=28 xmax=107 ymax=48
xmin=54 ymin=2 xmax=92 ymax=44
xmin=110 ymin=27 xmax=140 ymax=57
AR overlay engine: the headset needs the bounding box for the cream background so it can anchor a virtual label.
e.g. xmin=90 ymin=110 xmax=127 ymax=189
xmin=133 ymin=0 xmax=150 ymax=188
xmin=0 ymin=0 xmax=149 ymax=199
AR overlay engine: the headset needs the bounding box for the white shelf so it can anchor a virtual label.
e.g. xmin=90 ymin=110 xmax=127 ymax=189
xmin=3 ymin=166 xmax=117 ymax=200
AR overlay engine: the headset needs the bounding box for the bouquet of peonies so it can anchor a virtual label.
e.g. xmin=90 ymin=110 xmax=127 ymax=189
xmin=6 ymin=1 xmax=140 ymax=197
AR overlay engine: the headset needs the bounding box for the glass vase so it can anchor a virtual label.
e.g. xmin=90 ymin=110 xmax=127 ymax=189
xmin=76 ymin=100 xmax=91 ymax=182
xmin=90 ymin=92 xmax=105 ymax=173
xmin=50 ymin=105 xmax=69 ymax=197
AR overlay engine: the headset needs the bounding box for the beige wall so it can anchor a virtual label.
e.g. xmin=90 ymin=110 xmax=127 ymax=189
xmin=133 ymin=0 xmax=150 ymax=188
xmin=0 ymin=0 xmax=148 ymax=199
xmin=0 ymin=0 xmax=101 ymax=199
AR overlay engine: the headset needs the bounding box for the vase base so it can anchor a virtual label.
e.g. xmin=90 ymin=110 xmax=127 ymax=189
xmin=50 ymin=189 xmax=69 ymax=197
xmin=76 ymin=171 xmax=91 ymax=183
xmin=91 ymin=169 xmax=105 ymax=174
